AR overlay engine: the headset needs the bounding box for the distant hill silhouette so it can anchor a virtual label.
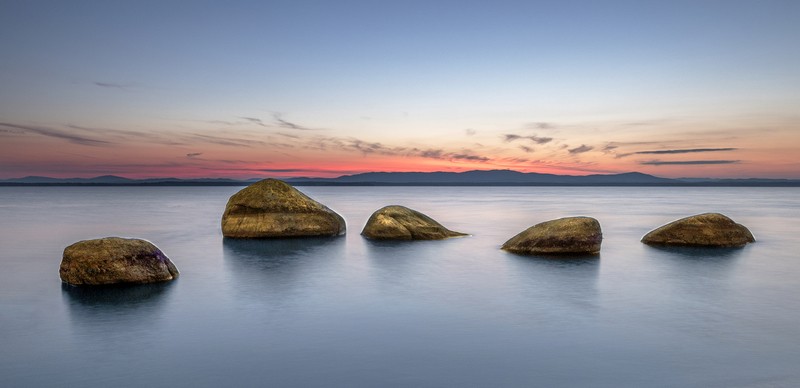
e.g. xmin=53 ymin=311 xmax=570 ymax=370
xmin=287 ymin=170 xmax=676 ymax=185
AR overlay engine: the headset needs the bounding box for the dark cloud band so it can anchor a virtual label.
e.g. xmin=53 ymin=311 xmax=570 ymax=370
xmin=634 ymin=148 xmax=737 ymax=155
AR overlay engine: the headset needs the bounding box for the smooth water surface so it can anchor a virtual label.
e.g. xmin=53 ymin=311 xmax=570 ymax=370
xmin=1 ymin=186 xmax=799 ymax=387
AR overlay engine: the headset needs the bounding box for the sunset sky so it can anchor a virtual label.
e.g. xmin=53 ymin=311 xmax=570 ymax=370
xmin=1 ymin=1 xmax=798 ymax=179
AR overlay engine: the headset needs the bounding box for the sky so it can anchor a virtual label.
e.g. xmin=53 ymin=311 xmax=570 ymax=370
xmin=1 ymin=0 xmax=798 ymax=179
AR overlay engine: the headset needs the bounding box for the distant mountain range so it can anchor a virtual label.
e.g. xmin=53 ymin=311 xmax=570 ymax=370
xmin=2 ymin=170 xmax=799 ymax=186
xmin=288 ymin=171 xmax=676 ymax=185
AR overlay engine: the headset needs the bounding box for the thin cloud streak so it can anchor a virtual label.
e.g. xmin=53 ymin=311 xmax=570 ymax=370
xmin=305 ymin=136 xmax=491 ymax=163
xmin=0 ymin=122 xmax=111 ymax=146
xmin=240 ymin=117 xmax=267 ymax=127
xmin=640 ymin=160 xmax=740 ymax=166
xmin=197 ymin=167 xmax=363 ymax=175
xmin=618 ymin=147 xmax=738 ymax=158
xmin=503 ymin=134 xmax=553 ymax=144
xmin=187 ymin=133 xmax=265 ymax=147
xmin=93 ymin=81 xmax=129 ymax=89
xmin=524 ymin=122 xmax=555 ymax=130
xmin=65 ymin=124 xmax=166 ymax=141
xmin=568 ymin=144 xmax=593 ymax=154
xmin=273 ymin=113 xmax=316 ymax=130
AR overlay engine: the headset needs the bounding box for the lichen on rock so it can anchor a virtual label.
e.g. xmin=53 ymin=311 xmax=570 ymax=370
xmin=361 ymin=205 xmax=467 ymax=240
xmin=221 ymin=179 xmax=346 ymax=238
xmin=641 ymin=213 xmax=754 ymax=247
xmin=502 ymin=216 xmax=602 ymax=255
xmin=60 ymin=237 xmax=179 ymax=286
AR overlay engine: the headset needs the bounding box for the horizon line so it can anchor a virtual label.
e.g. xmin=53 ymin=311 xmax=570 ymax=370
xmin=2 ymin=168 xmax=799 ymax=182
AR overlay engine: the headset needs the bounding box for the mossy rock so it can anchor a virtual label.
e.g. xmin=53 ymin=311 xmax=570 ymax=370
xmin=60 ymin=237 xmax=179 ymax=286
xmin=641 ymin=213 xmax=755 ymax=247
xmin=361 ymin=205 xmax=467 ymax=240
xmin=502 ymin=216 xmax=602 ymax=255
xmin=221 ymin=179 xmax=345 ymax=238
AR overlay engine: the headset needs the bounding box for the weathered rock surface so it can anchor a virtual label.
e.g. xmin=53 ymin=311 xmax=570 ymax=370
xmin=60 ymin=237 xmax=179 ymax=286
xmin=641 ymin=213 xmax=755 ymax=247
xmin=501 ymin=216 xmax=602 ymax=255
xmin=361 ymin=205 xmax=467 ymax=240
xmin=221 ymin=179 xmax=346 ymax=238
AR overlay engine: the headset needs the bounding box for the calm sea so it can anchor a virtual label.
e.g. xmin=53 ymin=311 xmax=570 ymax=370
xmin=1 ymin=186 xmax=799 ymax=387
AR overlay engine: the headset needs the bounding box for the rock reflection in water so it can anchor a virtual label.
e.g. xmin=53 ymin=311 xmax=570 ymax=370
xmin=62 ymin=281 xmax=175 ymax=341
xmin=222 ymin=236 xmax=347 ymax=300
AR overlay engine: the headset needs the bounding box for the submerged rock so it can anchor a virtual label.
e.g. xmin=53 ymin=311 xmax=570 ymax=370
xmin=361 ymin=205 xmax=467 ymax=240
xmin=501 ymin=217 xmax=602 ymax=255
xmin=60 ymin=237 xmax=179 ymax=286
xmin=221 ymin=179 xmax=346 ymax=238
xmin=641 ymin=213 xmax=755 ymax=247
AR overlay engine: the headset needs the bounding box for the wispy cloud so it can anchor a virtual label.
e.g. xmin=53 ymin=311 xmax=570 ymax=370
xmin=93 ymin=81 xmax=131 ymax=90
xmin=256 ymin=168 xmax=353 ymax=174
xmin=519 ymin=145 xmax=534 ymax=153
xmin=621 ymin=119 xmax=673 ymax=127
xmin=420 ymin=149 xmax=443 ymax=158
xmin=524 ymin=122 xmax=555 ymax=130
xmin=617 ymin=147 xmax=737 ymax=158
xmin=0 ymin=122 xmax=111 ymax=146
xmin=185 ymin=156 xmax=257 ymax=165
xmin=273 ymin=113 xmax=316 ymax=130
xmin=499 ymin=157 xmax=530 ymax=164
xmin=240 ymin=117 xmax=267 ymax=127
xmin=65 ymin=124 xmax=166 ymax=142
xmin=201 ymin=119 xmax=241 ymax=126
xmin=198 ymin=167 xmax=362 ymax=176
xmin=602 ymin=144 xmax=619 ymax=151
xmin=406 ymin=148 xmax=490 ymax=163
xmin=188 ymin=133 xmax=265 ymax=147
xmin=503 ymin=133 xmax=553 ymax=144
xmin=640 ymin=160 xmax=740 ymax=166
xmin=568 ymin=144 xmax=593 ymax=154
xmin=633 ymin=148 xmax=737 ymax=155
xmin=465 ymin=128 xmax=477 ymax=136
xmin=304 ymin=135 xmax=491 ymax=163
xmin=449 ymin=153 xmax=490 ymax=162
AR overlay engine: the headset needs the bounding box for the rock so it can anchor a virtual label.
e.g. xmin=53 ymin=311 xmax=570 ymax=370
xmin=501 ymin=216 xmax=602 ymax=255
xmin=641 ymin=213 xmax=755 ymax=247
xmin=361 ymin=205 xmax=467 ymax=240
xmin=221 ymin=179 xmax=345 ymax=238
xmin=60 ymin=237 xmax=179 ymax=286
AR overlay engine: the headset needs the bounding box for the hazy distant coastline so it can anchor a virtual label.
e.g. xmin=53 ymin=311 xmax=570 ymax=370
xmin=2 ymin=170 xmax=798 ymax=187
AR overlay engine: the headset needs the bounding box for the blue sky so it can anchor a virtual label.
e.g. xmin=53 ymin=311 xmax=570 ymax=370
xmin=1 ymin=0 xmax=798 ymax=178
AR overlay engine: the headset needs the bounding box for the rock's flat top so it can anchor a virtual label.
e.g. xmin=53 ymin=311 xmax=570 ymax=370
xmin=641 ymin=212 xmax=755 ymax=247
xmin=502 ymin=216 xmax=602 ymax=255
xmin=60 ymin=237 xmax=179 ymax=285
xmin=221 ymin=179 xmax=346 ymax=238
xmin=361 ymin=205 xmax=467 ymax=240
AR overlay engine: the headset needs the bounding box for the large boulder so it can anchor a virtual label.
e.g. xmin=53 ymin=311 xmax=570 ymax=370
xmin=361 ymin=205 xmax=467 ymax=240
xmin=641 ymin=213 xmax=755 ymax=247
xmin=221 ymin=179 xmax=345 ymax=238
xmin=501 ymin=216 xmax=602 ymax=255
xmin=60 ymin=237 xmax=179 ymax=286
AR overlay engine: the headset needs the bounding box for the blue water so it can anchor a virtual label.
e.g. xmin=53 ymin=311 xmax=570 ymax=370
xmin=1 ymin=186 xmax=799 ymax=387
